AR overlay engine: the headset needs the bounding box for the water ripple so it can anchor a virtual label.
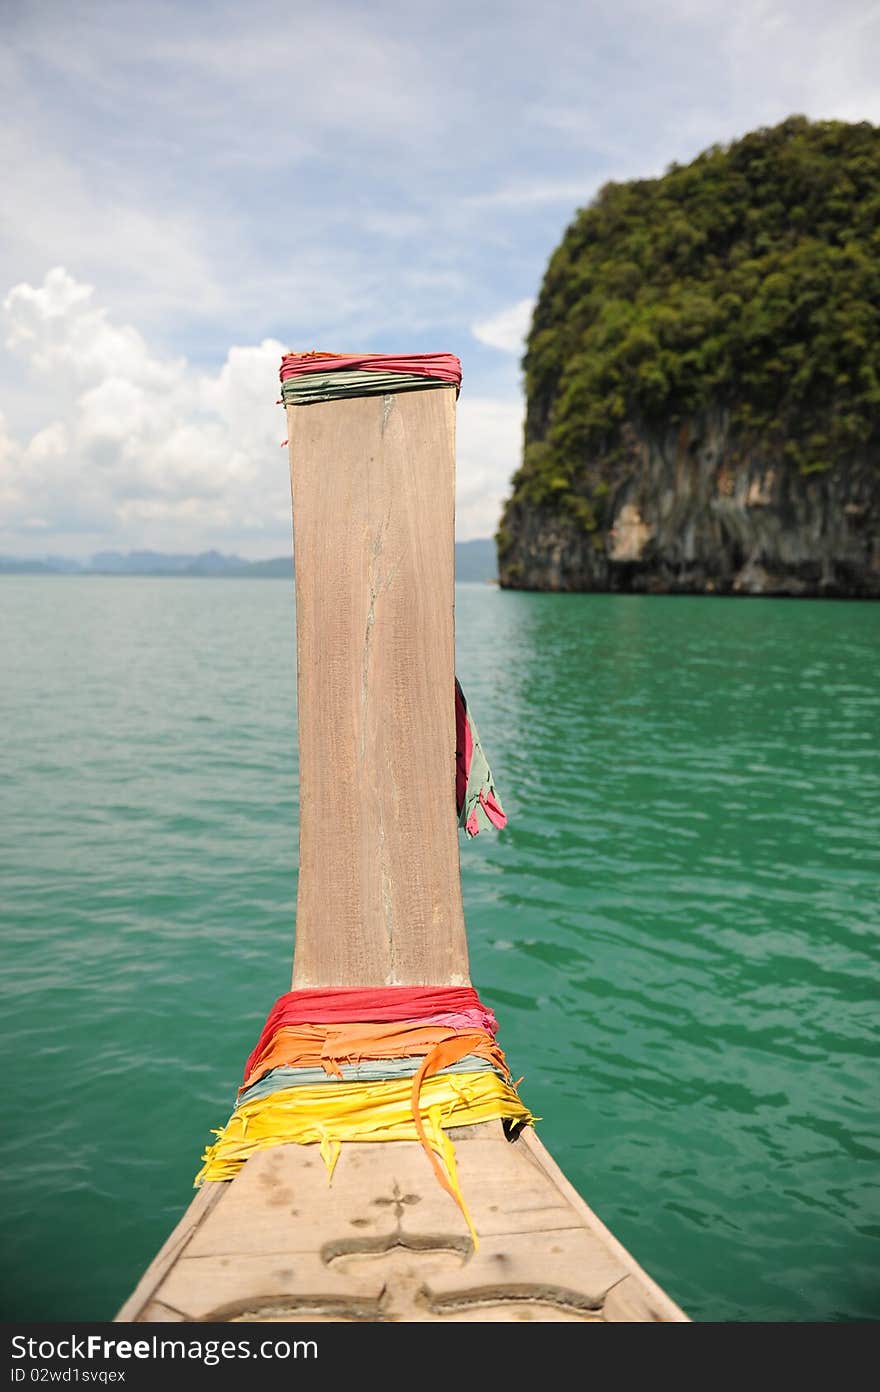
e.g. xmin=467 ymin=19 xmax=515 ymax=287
xmin=1 ymin=579 xmax=878 ymax=1321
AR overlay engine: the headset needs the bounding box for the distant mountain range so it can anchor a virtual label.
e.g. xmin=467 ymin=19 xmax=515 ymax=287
xmin=0 ymin=538 xmax=498 ymax=582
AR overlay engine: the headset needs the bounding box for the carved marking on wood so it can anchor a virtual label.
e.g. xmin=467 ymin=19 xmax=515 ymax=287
xmin=120 ymin=1131 xmax=688 ymax=1322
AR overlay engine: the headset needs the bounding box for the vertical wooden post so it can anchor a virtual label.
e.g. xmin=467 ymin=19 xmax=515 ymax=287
xmin=286 ymin=386 xmax=469 ymax=987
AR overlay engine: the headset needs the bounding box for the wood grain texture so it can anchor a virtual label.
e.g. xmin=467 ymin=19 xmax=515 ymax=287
xmin=116 ymin=1128 xmax=689 ymax=1322
xmin=287 ymin=387 xmax=468 ymax=987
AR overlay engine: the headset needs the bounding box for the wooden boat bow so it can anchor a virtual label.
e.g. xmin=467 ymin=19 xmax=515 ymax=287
xmin=117 ymin=372 xmax=688 ymax=1323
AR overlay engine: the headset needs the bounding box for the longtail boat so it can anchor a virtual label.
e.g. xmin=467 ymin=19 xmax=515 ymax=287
xmin=117 ymin=355 xmax=688 ymax=1323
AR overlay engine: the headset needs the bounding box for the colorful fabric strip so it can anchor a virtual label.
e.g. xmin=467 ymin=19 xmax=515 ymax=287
xmin=242 ymin=1020 xmax=508 ymax=1092
xmin=196 ymin=1071 xmax=533 ymax=1244
xmin=244 ymin=986 xmax=498 ymax=1080
xmin=279 ymin=351 xmax=461 ymax=386
xmin=201 ymin=987 xmax=531 ymax=1247
xmin=237 ymin=1054 xmax=500 ymax=1105
xmin=455 ymin=679 xmax=507 ymax=837
xmin=281 ymin=369 xmax=456 ymax=406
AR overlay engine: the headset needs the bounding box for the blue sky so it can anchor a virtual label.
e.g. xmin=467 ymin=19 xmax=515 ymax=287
xmin=1 ymin=0 xmax=878 ymax=556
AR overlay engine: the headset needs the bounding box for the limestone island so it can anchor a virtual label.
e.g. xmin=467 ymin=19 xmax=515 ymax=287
xmin=498 ymin=116 xmax=880 ymax=597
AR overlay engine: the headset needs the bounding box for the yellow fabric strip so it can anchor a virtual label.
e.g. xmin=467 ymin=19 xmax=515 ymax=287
xmin=195 ymin=1070 xmax=534 ymax=1245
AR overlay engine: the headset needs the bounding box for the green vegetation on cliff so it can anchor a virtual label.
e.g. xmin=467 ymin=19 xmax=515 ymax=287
xmin=504 ymin=116 xmax=880 ymax=546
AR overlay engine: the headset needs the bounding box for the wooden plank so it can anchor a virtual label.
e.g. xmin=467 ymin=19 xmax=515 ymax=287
xmin=287 ymin=388 xmax=468 ymax=987
xmin=117 ymin=1127 xmax=688 ymax=1322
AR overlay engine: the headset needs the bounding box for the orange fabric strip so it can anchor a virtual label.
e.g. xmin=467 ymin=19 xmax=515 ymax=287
xmin=409 ymin=1034 xmax=502 ymax=1236
xmin=241 ymin=1022 xmax=508 ymax=1093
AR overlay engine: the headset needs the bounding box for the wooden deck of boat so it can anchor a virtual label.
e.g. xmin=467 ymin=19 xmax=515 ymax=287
xmin=116 ymin=379 xmax=688 ymax=1323
xmin=117 ymin=1127 xmax=686 ymax=1321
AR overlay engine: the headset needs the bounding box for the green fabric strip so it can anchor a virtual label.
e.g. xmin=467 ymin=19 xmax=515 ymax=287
xmin=457 ymin=687 xmax=506 ymax=837
xmin=280 ymin=369 xmax=456 ymax=406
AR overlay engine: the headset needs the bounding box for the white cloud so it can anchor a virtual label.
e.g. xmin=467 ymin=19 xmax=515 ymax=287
xmin=471 ymin=299 xmax=535 ymax=356
xmin=1 ymin=268 xmax=289 ymax=553
xmin=2 ymin=1 xmax=879 ymax=555
xmin=455 ymin=397 xmax=525 ymax=540
xmin=4 ymin=268 xmax=183 ymax=389
xmin=721 ymin=0 xmax=880 ymax=125
xmin=0 ymin=267 xmax=520 ymax=553
xmin=0 ymin=119 xmax=226 ymax=333
xmin=466 ymin=180 xmax=590 ymax=209
xmin=0 ymin=5 xmax=459 ymax=340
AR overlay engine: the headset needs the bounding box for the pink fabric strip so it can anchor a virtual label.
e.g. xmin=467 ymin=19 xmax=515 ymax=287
xmin=280 ymin=352 xmax=461 ymax=386
xmin=244 ymin=986 xmax=497 ymax=1078
xmin=411 ymin=1007 xmax=499 ymax=1034
xmin=478 ymin=790 xmax=507 ymax=830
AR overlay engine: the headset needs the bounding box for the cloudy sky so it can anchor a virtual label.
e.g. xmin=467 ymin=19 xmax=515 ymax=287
xmin=1 ymin=0 xmax=878 ymax=558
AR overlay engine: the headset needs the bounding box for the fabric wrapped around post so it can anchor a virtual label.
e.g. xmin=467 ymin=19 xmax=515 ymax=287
xmin=196 ymin=985 xmax=535 ymax=1249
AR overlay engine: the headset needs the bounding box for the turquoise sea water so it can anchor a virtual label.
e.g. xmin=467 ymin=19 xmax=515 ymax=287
xmin=1 ymin=576 xmax=878 ymax=1322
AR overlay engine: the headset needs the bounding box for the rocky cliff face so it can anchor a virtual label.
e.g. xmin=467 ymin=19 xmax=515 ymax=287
xmin=500 ymin=118 xmax=880 ymax=598
xmin=498 ymin=411 xmax=880 ymax=596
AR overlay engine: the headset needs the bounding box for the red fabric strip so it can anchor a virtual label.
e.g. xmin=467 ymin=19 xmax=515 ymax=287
xmin=280 ymin=351 xmax=461 ymax=386
xmin=243 ymin=986 xmax=496 ymax=1081
xmin=454 ymin=678 xmax=473 ymax=817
